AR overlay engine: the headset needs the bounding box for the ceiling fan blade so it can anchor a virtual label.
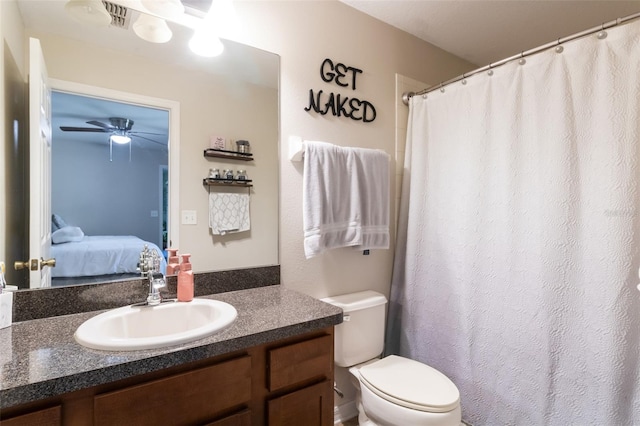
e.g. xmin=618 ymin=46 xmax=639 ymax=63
xmin=129 ymin=131 xmax=167 ymax=136
xmin=86 ymin=120 xmax=114 ymax=129
xmin=60 ymin=126 xmax=109 ymax=132
xmin=134 ymin=135 xmax=167 ymax=145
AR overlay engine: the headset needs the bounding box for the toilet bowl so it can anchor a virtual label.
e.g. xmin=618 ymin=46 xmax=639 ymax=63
xmin=351 ymin=356 xmax=461 ymax=426
xmin=322 ymin=291 xmax=461 ymax=426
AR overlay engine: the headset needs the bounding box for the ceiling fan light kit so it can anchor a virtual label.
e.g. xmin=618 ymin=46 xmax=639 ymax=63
xmin=64 ymin=0 xmax=112 ymax=27
xmin=110 ymin=133 xmax=132 ymax=144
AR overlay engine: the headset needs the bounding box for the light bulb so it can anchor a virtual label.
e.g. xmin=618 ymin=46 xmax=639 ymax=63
xmin=189 ymin=25 xmax=224 ymax=57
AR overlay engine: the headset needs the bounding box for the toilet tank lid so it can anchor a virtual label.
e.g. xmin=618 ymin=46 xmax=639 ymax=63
xmin=321 ymin=290 xmax=387 ymax=312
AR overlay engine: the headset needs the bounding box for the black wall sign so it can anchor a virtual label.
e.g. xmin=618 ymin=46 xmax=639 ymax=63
xmin=304 ymin=58 xmax=377 ymax=123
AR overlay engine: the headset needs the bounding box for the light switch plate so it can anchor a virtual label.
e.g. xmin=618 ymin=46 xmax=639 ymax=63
xmin=181 ymin=210 xmax=197 ymax=225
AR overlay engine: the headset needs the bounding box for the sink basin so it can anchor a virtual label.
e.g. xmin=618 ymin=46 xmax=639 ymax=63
xmin=74 ymin=299 xmax=237 ymax=351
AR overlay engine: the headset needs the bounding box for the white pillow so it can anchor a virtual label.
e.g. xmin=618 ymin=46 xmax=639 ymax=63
xmin=52 ymin=226 xmax=85 ymax=244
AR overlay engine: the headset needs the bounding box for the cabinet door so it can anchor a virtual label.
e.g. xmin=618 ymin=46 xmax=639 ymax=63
xmin=267 ymin=380 xmax=333 ymax=426
xmin=1 ymin=405 xmax=61 ymax=426
xmin=94 ymin=356 xmax=251 ymax=426
xmin=268 ymin=335 xmax=333 ymax=391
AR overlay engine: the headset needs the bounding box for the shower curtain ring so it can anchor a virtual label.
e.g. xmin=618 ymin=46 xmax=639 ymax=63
xmin=597 ymin=23 xmax=608 ymax=39
xmin=518 ymin=52 xmax=526 ymax=65
xmin=461 ymin=73 xmax=467 ymax=85
xmin=439 ymin=82 xmax=445 ymax=93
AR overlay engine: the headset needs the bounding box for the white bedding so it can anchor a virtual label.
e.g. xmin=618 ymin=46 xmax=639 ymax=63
xmin=51 ymin=235 xmax=167 ymax=278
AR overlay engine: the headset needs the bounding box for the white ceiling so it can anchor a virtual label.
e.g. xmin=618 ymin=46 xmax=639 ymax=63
xmin=340 ymin=1 xmax=640 ymax=66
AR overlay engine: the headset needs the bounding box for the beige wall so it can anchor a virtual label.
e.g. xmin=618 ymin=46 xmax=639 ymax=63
xmin=228 ymin=1 xmax=474 ymax=299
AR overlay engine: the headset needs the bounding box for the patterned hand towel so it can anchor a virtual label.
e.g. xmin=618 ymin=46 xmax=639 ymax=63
xmin=208 ymin=193 xmax=250 ymax=235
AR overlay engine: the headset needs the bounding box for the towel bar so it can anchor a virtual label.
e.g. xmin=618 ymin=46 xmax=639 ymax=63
xmin=289 ymin=136 xmax=388 ymax=162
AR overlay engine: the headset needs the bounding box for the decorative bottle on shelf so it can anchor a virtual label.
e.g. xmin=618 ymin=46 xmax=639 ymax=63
xmin=166 ymin=248 xmax=180 ymax=275
xmin=177 ymin=254 xmax=194 ymax=302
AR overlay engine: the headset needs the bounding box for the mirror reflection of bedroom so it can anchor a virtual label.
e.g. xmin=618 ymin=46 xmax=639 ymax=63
xmin=50 ymin=92 xmax=169 ymax=287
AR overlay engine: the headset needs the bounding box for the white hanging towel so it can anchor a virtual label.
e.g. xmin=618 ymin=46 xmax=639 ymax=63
xmin=302 ymin=140 xmax=389 ymax=258
xmin=209 ymin=193 xmax=251 ymax=235
xmin=352 ymin=146 xmax=390 ymax=251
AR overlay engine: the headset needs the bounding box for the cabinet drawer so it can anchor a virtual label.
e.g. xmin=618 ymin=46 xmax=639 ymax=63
xmin=267 ymin=380 xmax=333 ymax=426
xmin=204 ymin=409 xmax=251 ymax=426
xmin=1 ymin=405 xmax=61 ymax=426
xmin=268 ymin=335 xmax=333 ymax=391
xmin=94 ymin=355 xmax=251 ymax=426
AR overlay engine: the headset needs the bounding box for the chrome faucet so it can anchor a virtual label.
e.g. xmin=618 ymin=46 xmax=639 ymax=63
xmin=137 ymin=245 xmax=166 ymax=306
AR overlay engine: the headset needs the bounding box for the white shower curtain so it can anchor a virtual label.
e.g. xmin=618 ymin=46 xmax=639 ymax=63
xmin=388 ymin=19 xmax=640 ymax=425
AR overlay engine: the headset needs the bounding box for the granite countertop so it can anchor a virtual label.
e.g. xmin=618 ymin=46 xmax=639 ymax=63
xmin=0 ymin=285 xmax=343 ymax=410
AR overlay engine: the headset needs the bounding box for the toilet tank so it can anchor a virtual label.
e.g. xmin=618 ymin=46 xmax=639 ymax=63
xmin=321 ymin=290 xmax=387 ymax=368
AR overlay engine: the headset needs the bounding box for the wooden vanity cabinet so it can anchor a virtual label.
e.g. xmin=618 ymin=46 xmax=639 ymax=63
xmin=1 ymin=328 xmax=334 ymax=426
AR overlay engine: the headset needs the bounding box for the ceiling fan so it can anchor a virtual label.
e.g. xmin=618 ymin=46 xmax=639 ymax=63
xmin=60 ymin=117 xmax=167 ymax=161
xmin=60 ymin=117 xmax=166 ymax=146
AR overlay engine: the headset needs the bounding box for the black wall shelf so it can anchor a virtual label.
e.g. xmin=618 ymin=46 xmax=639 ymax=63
xmin=203 ymin=178 xmax=253 ymax=188
xmin=204 ymin=149 xmax=253 ymax=161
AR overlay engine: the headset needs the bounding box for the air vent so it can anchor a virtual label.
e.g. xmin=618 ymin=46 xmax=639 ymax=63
xmin=102 ymin=1 xmax=130 ymax=29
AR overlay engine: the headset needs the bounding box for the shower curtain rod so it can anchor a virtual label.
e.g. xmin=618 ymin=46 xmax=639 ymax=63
xmin=402 ymin=11 xmax=640 ymax=105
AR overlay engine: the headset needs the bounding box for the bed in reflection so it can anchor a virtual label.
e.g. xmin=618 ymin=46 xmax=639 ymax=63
xmin=50 ymin=216 xmax=166 ymax=287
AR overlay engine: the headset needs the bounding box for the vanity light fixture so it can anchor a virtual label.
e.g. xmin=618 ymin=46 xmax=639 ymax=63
xmin=133 ymin=13 xmax=173 ymax=43
xmin=64 ymin=0 xmax=112 ymax=27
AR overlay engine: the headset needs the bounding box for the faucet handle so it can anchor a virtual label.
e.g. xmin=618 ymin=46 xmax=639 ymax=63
xmin=151 ymin=272 xmax=166 ymax=289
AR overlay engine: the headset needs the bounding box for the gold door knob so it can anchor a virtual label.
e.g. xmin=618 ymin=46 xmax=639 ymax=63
xmin=40 ymin=258 xmax=56 ymax=268
xmin=14 ymin=260 xmax=30 ymax=270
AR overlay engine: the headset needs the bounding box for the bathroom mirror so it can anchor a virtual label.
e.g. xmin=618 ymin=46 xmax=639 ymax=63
xmin=3 ymin=0 xmax=280 ymax=290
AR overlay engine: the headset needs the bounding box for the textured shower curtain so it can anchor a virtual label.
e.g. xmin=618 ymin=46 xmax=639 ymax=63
xmin=388 ymin=19 xmax=640 ymax=425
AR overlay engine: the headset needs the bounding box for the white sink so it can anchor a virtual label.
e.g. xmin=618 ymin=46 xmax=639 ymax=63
xmin=74 ymin=299 xmax=237 ymax=351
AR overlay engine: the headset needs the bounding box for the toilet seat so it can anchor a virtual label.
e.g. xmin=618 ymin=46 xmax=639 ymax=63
xmin=358 ymin=355 xmax=460 ymax=413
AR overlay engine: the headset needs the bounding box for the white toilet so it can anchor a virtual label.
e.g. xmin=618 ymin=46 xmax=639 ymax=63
xmin=322 ymin=290 xmax=462 ymax=426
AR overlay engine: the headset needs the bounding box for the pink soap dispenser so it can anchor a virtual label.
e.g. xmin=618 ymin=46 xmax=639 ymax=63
xmin=177 ymin=254 xmax=194 ymax=302
xmin=166 ymin=248 xmax=180 ymax=275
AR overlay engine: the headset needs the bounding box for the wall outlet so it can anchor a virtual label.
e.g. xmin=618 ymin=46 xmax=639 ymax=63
xmin=181 ymin=210 xmax=197 ymax=225
xmin=150 ymin=210 xmax=159 ymax=217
